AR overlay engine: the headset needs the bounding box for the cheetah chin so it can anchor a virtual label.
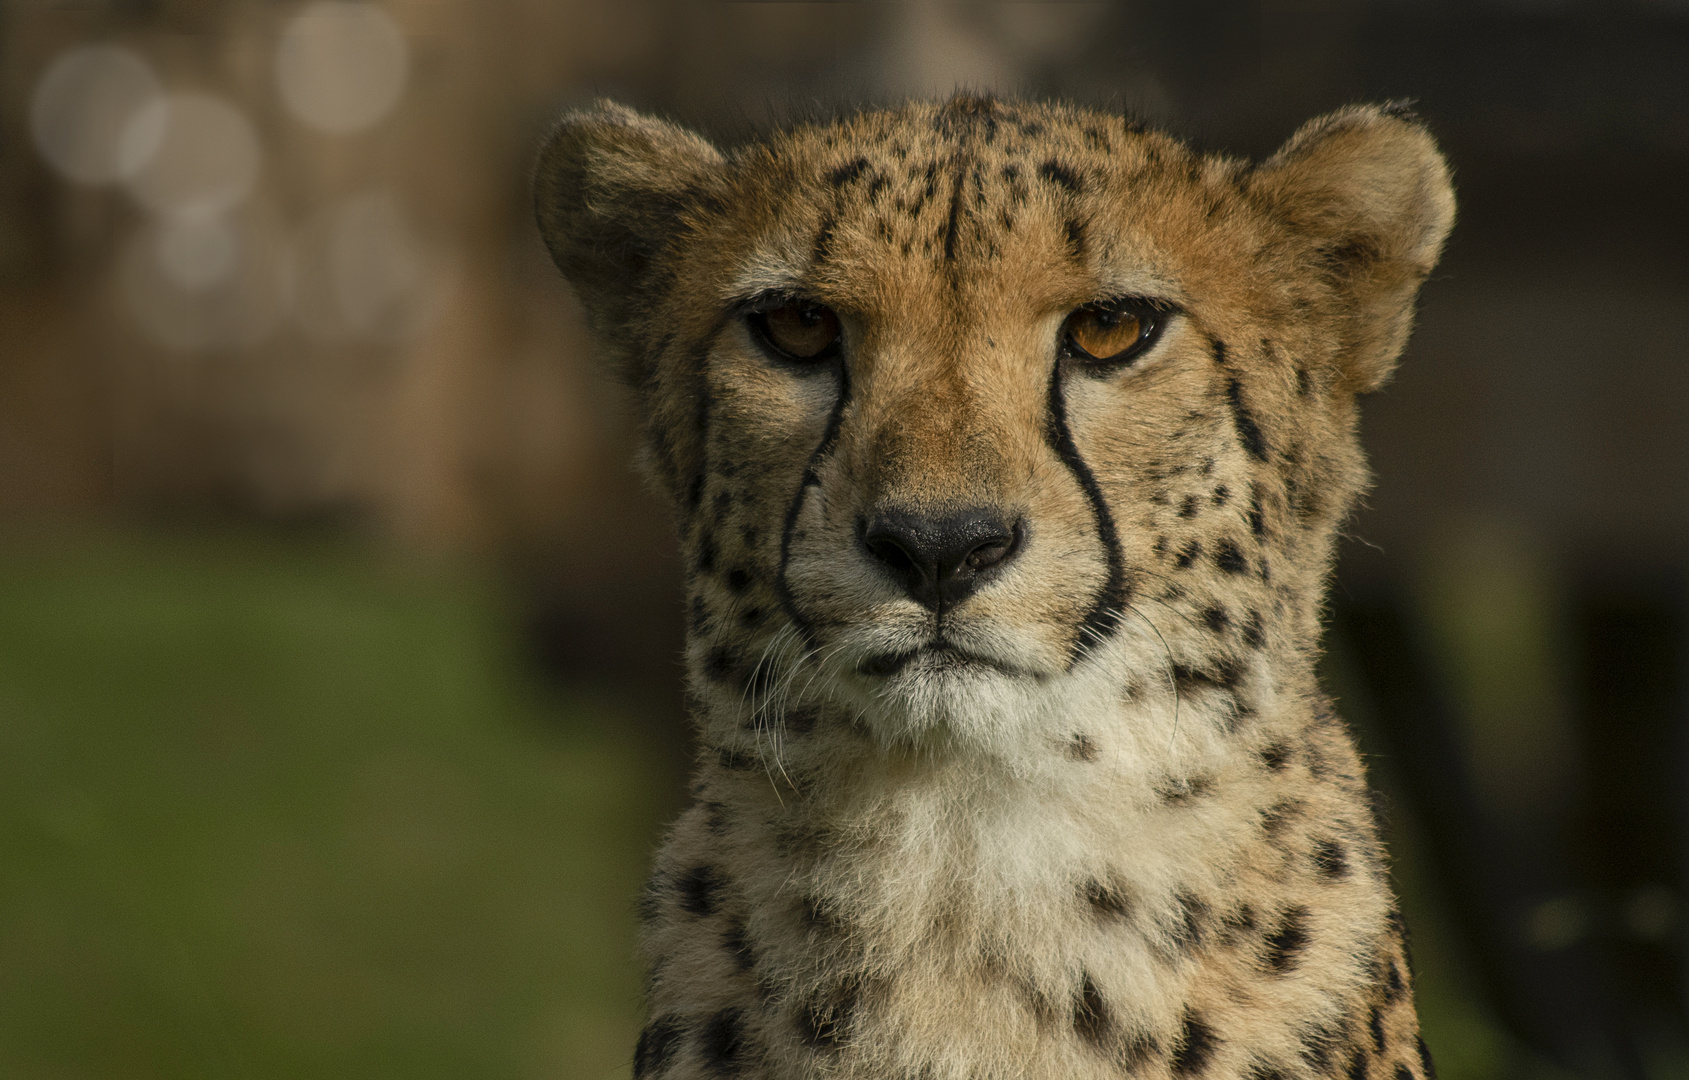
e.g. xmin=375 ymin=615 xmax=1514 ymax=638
xmin=537 ymin=94 xmax=1453 ymax=1080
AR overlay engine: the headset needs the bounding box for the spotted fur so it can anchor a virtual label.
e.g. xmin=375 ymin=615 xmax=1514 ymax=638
xmin=536 ymin=95 xmax=1454 ymax=1080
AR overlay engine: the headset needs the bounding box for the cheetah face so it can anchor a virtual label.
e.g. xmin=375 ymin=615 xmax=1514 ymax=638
xmin=536 ymin=97 xmax=1452 ymax=753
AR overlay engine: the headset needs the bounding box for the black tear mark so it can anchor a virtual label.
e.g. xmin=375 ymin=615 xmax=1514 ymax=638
xmin=1171 ymin=1011 xmax=1220 ymax=1077
xmin=943 ymin=165 xmax=966 ymax=261
xmin=1039 ymin=159 xmax=1082 ymax=194
xmin=829 ymin=156 xmax=870 ymax=188
xmin=1045 ymin=359 xmax=1129 ymax=663
xmin=701 ymin=1008 xmax=746 ymax=1073
xmin=1264 ymin=906 xmax=1311 ymax=973
xmin=1227 ymin=377 xmax=1270 ymax=461
xmin=1314 ymin=838 xmax=1351 ymax=879
xmin=775 ymin=360 xmax=852 ymax=649
xmin=1083 ymin=877 xmax=1132 ymax=920
xmin=678 ymin=865 xmax=723 ymax=917
xmin=634 ymin=1016 xmax=684 ymax=1078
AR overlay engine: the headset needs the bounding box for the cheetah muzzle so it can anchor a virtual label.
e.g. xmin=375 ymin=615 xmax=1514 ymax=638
xmin=536 ymin=95 xmax=1454 ymax=1080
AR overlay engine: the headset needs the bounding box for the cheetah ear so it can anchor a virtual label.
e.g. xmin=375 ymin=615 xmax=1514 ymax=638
xmin=534 ymin=101 xmax=726 ymax=369
xmin=1250 ymin=104 xmax=1455 ymax=393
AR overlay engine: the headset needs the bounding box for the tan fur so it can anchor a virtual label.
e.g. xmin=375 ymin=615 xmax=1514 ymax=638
xmin=535 ymin=95 xmax=1454 ymax=1080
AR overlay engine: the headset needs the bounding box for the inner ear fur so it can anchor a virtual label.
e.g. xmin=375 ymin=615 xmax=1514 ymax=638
xmin=1249 ymin=104 xmax=1456 ymax=393
xmin=533 ymin=101 xmax=726 ymax=378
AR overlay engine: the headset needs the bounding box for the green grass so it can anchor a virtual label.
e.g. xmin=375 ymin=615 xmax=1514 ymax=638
xmin=0 ymin=528 xmax=669 ymax=1080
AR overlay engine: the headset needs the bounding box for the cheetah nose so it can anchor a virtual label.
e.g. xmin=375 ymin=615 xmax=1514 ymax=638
xmin=861 ymin=508 xmax=1024 ymax=613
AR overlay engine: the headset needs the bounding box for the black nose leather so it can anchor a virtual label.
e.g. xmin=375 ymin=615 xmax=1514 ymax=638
xmin=862 ymin=508 xmax=1023 ymax=612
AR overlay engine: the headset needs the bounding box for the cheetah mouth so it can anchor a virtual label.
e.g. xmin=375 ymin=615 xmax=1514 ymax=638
xmin=855 ymin=641 xmax=1028 ymax=680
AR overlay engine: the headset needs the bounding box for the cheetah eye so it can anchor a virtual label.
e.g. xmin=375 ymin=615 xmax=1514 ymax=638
xmin=748 ymin=301 xmax=842 ymax=362
xmin=1062 ymin=301 xmax=1165 ymax=367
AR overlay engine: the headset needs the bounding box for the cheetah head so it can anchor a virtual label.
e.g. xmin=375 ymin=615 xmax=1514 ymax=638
xmin=536 ymin=97 xmax=1452 ymax=759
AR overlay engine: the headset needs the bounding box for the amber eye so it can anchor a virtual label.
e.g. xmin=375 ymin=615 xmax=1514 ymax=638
xmin=1062 ymin=303 xmax=1162 ymax=365
xmin=750 ymin=302 xmax=841 ymax=361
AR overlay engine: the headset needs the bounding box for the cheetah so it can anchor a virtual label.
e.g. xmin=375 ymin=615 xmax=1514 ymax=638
xmin=535 ymin=94 xmax=1454 ymax=1080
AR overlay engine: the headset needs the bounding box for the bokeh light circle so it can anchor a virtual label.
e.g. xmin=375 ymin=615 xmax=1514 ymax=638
xmin=122 ymin=206 xmax=287 ymax=352
xmin=121 ymin=93 xmax=262 ymax=216
xmin=292 ymin=190 xmax=434 ymax=344
xmin=29 ymin=45 xmax=163 ymax=185
xmin=276 ymin=3 xmax=409 ymax=134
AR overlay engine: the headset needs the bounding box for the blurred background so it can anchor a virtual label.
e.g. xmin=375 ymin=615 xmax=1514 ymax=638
xmin=0 ymin=1 xmax=1685 ymax=1077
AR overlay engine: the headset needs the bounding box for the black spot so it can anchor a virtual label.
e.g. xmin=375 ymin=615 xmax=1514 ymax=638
xmin=1157 ymin=774 xmax=1215 ymax=803
xmin=1385 ymin=959 xmax=1406 ymax=1001
xmin=1073 ymin=972 xmax=1113 ymax=1048
xmin=785 ymin=706 xmax=819 ymax=735
xmin=1064 ymin=218 xmax=1085 ymax=256
xmin=1070 ymin=733 xmax=1099 ymax=761
xmin=812 ymin=214 xmax=836 ymax=264
xmin=696 ymin=532 xmax=718 ymax=574
xmin=1154 ymin=535 xmax=1170 ymax=556
xmin=796 ymin=978 xmax=860 ymax=1049
xmin=722 ymin=918 xmax=756 ymax=971
xmin=1226 ymin=378 xmax=1270 ymax=461
xmin=716 ymin=746 xmax=757 ymax=772
xmin=678 ymin=865 xmax=723 ymax=917
xmin=1300 ymin=1020 xmax=1346 ymax=1071
xmin=726 ymin=567 xmax=752 ymax=593
xmin=942 ymin=168 xmax=966 ymax=261
xmin=1242 ymin=610 xmax=1265 ymax=649
xmin=1039 ymin=159 xmax=1082 ymax=193
xmin=1248 ymin=493 xmax=1266 ymax=537
xmin=1260 ymin=799 xmax=1302 ymax=837
xmin=687 ymin=473 xmax=705 ymax=510
xmin=1221 ymin=903 xmax=1259 ymax=941
xmin=634 ymin=1016 xmax=683 ymax=1078
xmin=704 ymin=800 xmax=731 ymax=834
xmin=701 ymin=1008 xmax=746 ymax=1073
xmin=1244 ymin=1062 xmax=1289 ymax=1080
xmin=1083 ymin=878 xmax=1132 ymax=920
xmin=1167 ymin=892 xmax=1208 ymax=951
xmin=1264 ymin=906 xmax=1311 ymax=973
xmin=1417 ymin=1036 xmax=1437 ymax=1080
xmin=689 ymin=595 xmax=710 ymax=632
xmin=1171 ymin=1011 xmax=1219 ymax=1077
xmin=829 ymin=156 xmax=870 ymax=187
xmin=1202 ymin=606 xmax=1229 ymax=633
xmin=1297 ymin=366 xmax=1314 ymax=397
xmin=1212 ymin=485 xmax=1231 ymax=506
xmin=800 ymin=894 xmax=850 ymax=936
xmin=1349 ymin=1049 xmax=1371 ymax=1080
xmin=1172 ymin=656 xmax=1244 ymax=693
xmin=1176 ymin=540 xmax=1203 ymax=569
xmin=1370 ymin=1006 xmax=1387 ymax=1053
xmin=1395 ymin=1065 xmax=1414 ymax=1080
xmin=1259 ymin=741 xmax=1291 ymax=771
xmin=1314 ymin=838 xmax=1351 ymax=879
xmin=705 ymin=647 xmax=740 ymax=684
xmin=1215 ymin=539 xmax=1248 ymax=575
xmin=738 ymin=606 xmax=764 ymax=627
xmin=1180 ymin=494 xmax=1201 ymax=518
